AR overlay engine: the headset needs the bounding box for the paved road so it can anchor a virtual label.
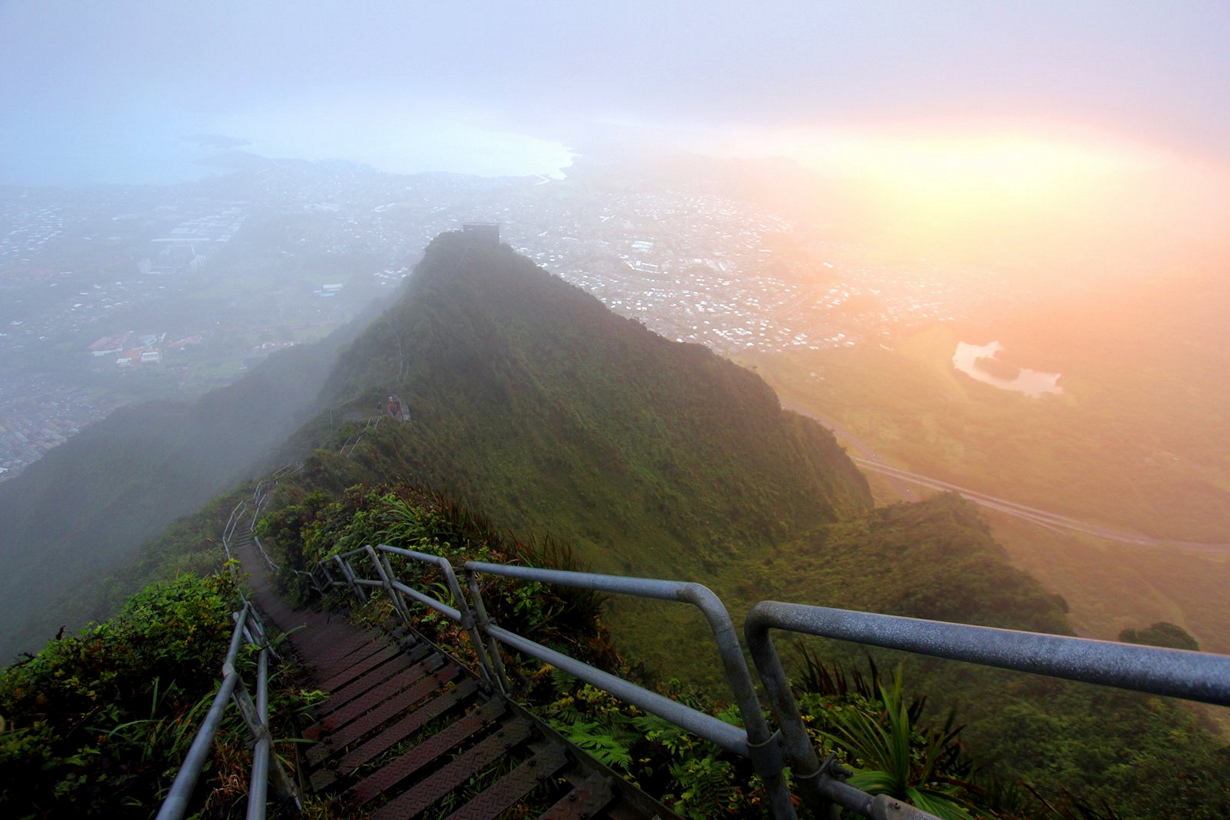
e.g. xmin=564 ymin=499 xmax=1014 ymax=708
xmin=782 ymin=398 xmax=1229 ymax=553
xmin=851 ymin=457 xmax=1230 ymax=554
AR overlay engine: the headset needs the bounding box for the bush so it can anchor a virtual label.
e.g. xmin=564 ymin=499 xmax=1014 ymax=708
xmin=0 ymin=573 xmax=236 ymax=817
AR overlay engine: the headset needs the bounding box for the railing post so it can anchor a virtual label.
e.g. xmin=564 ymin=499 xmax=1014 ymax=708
xmin=745 ymin=607 xmax=838 ymax=817
xmin=156 ymin=607 xmax=251 ymax=820
xmin=247 ymin=648 xmax=270 ymax=820
xmin=435 ymin=556 xmax=502 ymax=693
xmin=676 ymin=584 xmax=795 ymax=820
xmin=334 ymin=555 xmax=367 ymax=604
xmin=464 ymin=567 xmax=510 ymax=693
xmin=380 ymin=553 xmax=413 ymax=622
xmin=366 ymin=545 xmax=412 ymax=624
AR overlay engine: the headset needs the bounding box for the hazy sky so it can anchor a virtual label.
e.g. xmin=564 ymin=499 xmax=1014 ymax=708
xmin=3 ymin=1 xmax=1229 ymax=186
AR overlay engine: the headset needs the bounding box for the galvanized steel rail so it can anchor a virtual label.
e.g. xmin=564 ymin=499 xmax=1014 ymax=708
xmin=744 ymin=601 xmax=1230 ymax=818
xmin=463 ymin=561 xmax=796 ymax=820
xmin=156 ymin=604 xmax=298 ymax=820
xmin=310 ymin=547 xmax=1230 ymax=820
xmin=161 ymin=476 xmax=305 ymax=820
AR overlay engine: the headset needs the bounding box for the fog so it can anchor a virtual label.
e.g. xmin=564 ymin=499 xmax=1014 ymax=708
xmin=4 ymin=9 xmax=1230 ymax=816
xmin=5 ymin=3 xmax=1230 ymax=174
xmin=2 ymin=0 xmax=1230 ymax=672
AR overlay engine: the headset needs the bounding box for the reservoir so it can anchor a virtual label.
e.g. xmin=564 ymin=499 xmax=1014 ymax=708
xmin=952 ymin=341 xmax=1062 ymax=397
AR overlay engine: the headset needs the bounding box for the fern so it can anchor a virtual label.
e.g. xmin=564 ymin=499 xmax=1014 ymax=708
xmin=552 ymin=719 xmax=633 ymax=770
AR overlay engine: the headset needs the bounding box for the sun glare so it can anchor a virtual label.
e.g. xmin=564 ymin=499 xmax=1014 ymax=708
xmin=712 ymin=123 xmax=1230 ymax=275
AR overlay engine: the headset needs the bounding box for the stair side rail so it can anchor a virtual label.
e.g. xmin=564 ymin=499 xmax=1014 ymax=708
xmin=156 ymin=604 xmax=300 ymax=820
xmin=463 ymin=561 xmax=798 ymax=820
xmin=745 ymin=601 xmax=1230 ymax=820
xmin=317 ymin=545 xmax=503 ymax=691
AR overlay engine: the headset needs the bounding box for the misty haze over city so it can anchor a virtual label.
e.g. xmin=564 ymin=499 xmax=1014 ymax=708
xmin=2 ymin=3 xmax=1230 ymax=817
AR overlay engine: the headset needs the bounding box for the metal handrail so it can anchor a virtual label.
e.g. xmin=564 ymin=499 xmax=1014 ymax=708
xmin=744 ymin=601 xmax=1230 ymax=818
xmin=306 ymin=548 xmax=1230 ymax=820
xmin=161 ymin=470 xmax=308 ymax=820
xmin=462 ymin=561 xmax=797 ymax=820
xmin=156 ymin=605 xmax=298 ymax=820
xmin=317 ymin=545 xmax=503 ymax=689
xmin=157 ymin=605 xmax=252 ymax=820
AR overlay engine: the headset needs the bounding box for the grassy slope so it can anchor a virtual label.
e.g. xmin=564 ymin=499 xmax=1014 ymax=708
xmin=269 ymin=231 xmax=876 ymax=672
xmin=741 ymin=335 xmax=1230 ymax=657
xmin=311 ymin=232 xmax=872 ymax=564
xmin=263 ymin=232 xmax=1087 ymax=685
xmin=10 ymin=228 xmax=1223 ymax=816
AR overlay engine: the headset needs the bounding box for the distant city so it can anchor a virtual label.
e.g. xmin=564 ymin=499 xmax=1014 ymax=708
xmin=0 ymin=160 xmax=1016 ymax=480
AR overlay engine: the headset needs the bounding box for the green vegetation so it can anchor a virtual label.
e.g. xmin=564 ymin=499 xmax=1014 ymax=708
xmin=759 ymin=494 xmax=1071 ymax=634
xmin=257 ymin=482 xmax=1229 ymax=819
xmin=310 ymin=232 xmax=872 ymax=580
xmin=6 ymin=232 xmax=1228 ymax=817
xmin=1119 ymin=622 xmax=1200 ymax=651
xmin=0 ymin=572 xmax=319 ymax=818
xmin=248 ymin=234 xmax=1227 ymax=818
xmin=741 ymin=332 xmax=1230 ymax=656
xmin=261 ymin=230 xmax=872 ymax=661
xmin=256 ymin=481 xmax=1003 ymax=818
xmin=257 ymin=483 xmax=619 ymax=672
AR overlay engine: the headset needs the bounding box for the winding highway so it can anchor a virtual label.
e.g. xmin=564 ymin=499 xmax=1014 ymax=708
xmin=783 ymin=399 xmax=1230 ymax=554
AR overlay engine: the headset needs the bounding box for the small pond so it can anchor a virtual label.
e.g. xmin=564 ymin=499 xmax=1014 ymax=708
xmin=952 ymin=341 xmax=1062 ymax=397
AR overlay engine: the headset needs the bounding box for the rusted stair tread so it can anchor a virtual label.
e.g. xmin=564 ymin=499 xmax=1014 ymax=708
xmin=442 ymin=742 xmax=570 ymax=820
xmin=285 ymin=620 xmax=355 ymax=647
xmin=309 ymin=678 xmax=483 ymax=790
xmin=312 ymin=641 xmax=395 ymax=682
xmin=323 ymin=643 xmax=432 ymax=707
xmin=323 ymin=678 xmax=482 ymax=775
xmin=539 ymin=772 xmax=617 ymax=820
xmin=310 ymin=662 xmax=460 ymax=747
xmin=318 ymin=644 xmax=403 ymax=690
xmin=284 ymin=615 xmax=360 ymax=643
xmin=369 ymin=716 xmax=535 ymax=819
xmin=344 ymin=698 xmax=501 ymax=806
xmin=349 ymin=698 xmax=507 ymax=806
xmin=316 ymin=656 xmax=446 ymax=729
xmin=443 ymin=743 xmax=569 ymax=820
xmin=297 ymin=632 xmax=382 ymax=670
xmin=306 ymin=640 xmax=383 ymax=676
xmin=307 ymin=654 xmax=444 ymax=738
xmin=293 ymin=623 xmax=362 ymax=648
xmin=315 ymin=641 xmax=398 ymax=683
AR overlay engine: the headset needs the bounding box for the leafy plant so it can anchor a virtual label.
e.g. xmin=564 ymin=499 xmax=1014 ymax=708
xmin=818 ymin=668 xmax=976 ymax=820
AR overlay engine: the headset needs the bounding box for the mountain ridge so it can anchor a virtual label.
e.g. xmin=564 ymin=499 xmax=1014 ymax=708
xmin=295 ymin=230 xmax=872 ymax=579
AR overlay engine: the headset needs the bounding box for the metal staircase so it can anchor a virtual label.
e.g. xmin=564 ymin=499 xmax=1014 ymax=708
xmin=296 ymin=622 xmax=663 ymax=818
xmin=160 ymin=484 xmax=1230 ymax=820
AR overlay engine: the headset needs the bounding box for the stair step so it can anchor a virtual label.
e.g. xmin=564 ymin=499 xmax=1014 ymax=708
xmin=330 ymin=678 xmax=481 ymax=776
xmin=369 ymin=716 xmax=534 ymax=818
xmin=540 ymin=772 xmax=617 ymax=820
xmin=350 ymin=699 xmax=508 ymax=807
xmin=318 ymin=643 xmax=400 ymax=688
xmin=443 ymin=742 xmax=569 ymax=820
xmin=313 ymin=661 xmax=459 ymax=750
xmin=229 ymin=511 xmax=671 ymax=820
xmin=322 ymin=651 xmax=416 ymax=706
xmin=317 ymin=658 xmax=442 ymax=729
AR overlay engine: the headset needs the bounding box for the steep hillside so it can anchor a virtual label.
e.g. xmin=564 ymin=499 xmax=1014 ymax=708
xmin=256 ymin=232 xmax=1084 ymax=676
xmin=6 ymin=228 xmax=1223 ymax=819
xmin=0 ymin=325 xmax=362 ymax=662
xmin=292 ymin=230 xmax=872 ymax=580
